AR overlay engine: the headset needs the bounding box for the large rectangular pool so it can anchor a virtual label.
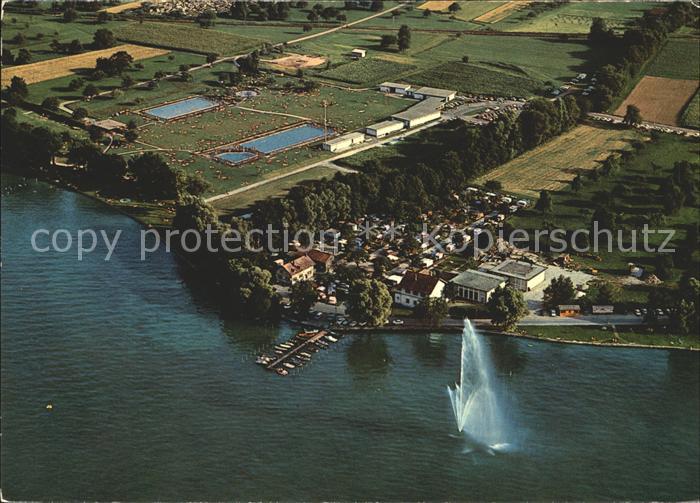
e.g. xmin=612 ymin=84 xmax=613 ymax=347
xmin=144 ymin=97 xmax=218 ymax=120
xmin=239 ymin=124 xmax=328 ymax=154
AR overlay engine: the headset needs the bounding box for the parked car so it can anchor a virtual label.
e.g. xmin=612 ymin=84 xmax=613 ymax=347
xmin=392 ymin=319 xmax=404 ymax=325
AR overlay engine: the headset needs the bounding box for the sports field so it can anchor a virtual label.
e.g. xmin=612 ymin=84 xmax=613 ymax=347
xmin=476 ymin=125 xmax=640 ymax=198
xmin=0 ymin=44 xmax=169 ymax=87
xmin=115 ymin=22 xmax=264 ymax=55
xmin=615 ymin=76 xmax=699 ymax=126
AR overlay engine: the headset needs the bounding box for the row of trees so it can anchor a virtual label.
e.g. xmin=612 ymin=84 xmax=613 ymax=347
xmin=586 ymin=3 xmax=697 ymax=111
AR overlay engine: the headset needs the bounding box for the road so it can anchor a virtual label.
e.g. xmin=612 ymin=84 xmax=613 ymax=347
xmin=588 ymin=112 xmax=700 ymax=137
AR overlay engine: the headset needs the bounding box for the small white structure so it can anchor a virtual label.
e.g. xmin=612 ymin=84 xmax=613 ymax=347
xmin=487 ymin=259 xmax=547 ymax=292
xmin=351 ymin=48 xmax=367 ymax=59
xmin=379 ymin=82 xmax=412 ymax=95
xmin=366 ymin=120 xmax=404 ymax=138
xmin=321 ymin=132 xmax=366 ymax=152
xmin=394 ymin=271 xmax=446 ymax=308
xmin=410 ymin=86 xmax=456 ymax=102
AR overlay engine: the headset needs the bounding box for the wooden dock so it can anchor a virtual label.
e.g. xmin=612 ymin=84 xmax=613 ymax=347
xmin=264 ymin=330 xmax=329 ymax=372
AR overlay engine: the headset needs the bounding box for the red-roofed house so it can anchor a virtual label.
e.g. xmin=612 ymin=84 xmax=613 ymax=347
xmin=276 ymin=255 xmax=315 ymax=285
xmin=297 ymin=249 xmax=335 ymax=273
xmin=393 ymin=271 xmax=446 ymax=308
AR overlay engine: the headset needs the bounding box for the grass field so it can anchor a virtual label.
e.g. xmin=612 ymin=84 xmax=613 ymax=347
xmin=522 ymin=325 xmax=700 ymax=350
xmin=212 ymin=165 xmax=340 ymax=214
xmin=473 ymin=1 xmax=531 ymax=23
xmin=615 ymin=76 xmax=699 ymax=126
xmin=476 ymin=125 xmax=640 ymax=198
xmin=508 ymin=133 xmax=700 ymax=287
xmin=115 ymin=22 xmax=264 ymax=55
xmin=409 ymin=61 xmax=542 ymax=97
xmin=1 ymin=44 xmax=169 ymax=87
xmin=644 ymin=38 xmax=700 ymax=80
xmin=497 ymin=2 xmax=655 ymax=33
xmin=681 ymin=90 xmax=700 ymax=129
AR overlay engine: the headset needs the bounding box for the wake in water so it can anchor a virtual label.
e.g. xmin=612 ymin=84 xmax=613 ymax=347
xmin=448 ymin=319 xmax=512 ymax=455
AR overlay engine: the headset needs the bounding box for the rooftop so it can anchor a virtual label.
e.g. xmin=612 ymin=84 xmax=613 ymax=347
xmin=491 ymin=259 xmax=547 ymax=280
xmin=282 ymin=255 xmax=315 ymax=276
xmin=323 ymin=132 xmax=365 ymax=145
xmin=306 ymin=249 xmax=334 ymax=264
xmin=392 ymin=97 xmax=444 ymax=121
xmin=413 ymin=86 xmax=457 ymax=98
xmin=450 ymin=270 xmax=505 ymax=292
xmin=380 ymin=82 xmax=412 ymax=89
xmin=397 ymin=271 xmax=443 ymax=296
xmin=367 ymin=119 xmax=403 ymax=131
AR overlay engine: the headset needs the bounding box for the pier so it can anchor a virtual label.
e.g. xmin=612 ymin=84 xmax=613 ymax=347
xmin=257 ymin=330 xmax=340 ymax=375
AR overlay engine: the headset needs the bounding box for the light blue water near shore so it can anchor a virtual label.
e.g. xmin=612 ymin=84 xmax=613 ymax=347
xmin=1 ymin=176 xmax=699 ymax=501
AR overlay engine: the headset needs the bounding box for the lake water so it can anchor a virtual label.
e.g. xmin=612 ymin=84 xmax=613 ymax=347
xmin=1 ymin=176 xmax=698 ymax=501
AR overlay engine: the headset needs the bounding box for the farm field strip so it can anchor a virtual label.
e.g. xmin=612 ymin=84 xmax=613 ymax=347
xmin=476 ymin=125 xmax=640 ymax=198
xmin=0 ymin=44 xmax=169 ymax=87
xmin=615 ymin=76 xmax=699 ymax=127
xmin=102 ymin=1 xmax=150 ymax=13
xmin=474 ymin=1 xmax=532 ymax=23
xmin=416 ymin=1 xmax=455 ymax=12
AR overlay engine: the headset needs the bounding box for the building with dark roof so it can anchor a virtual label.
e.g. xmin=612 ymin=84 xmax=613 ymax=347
xmin=394 ymin=271 xmax=445 ymax=308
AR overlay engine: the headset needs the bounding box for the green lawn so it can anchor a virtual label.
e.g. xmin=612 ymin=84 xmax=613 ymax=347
xmin=508 ymin=133 xmax=700 ymax=285
xmin=212 ymin=165 xmax=340 ymax=215
xmin=644 ymin=38 xmax=700 ymax=80
xmin=522 ymin=324 xmax=700 ymax=350
xmin=115 ymin=21 xmax=265 ymax=55
xmin=13 ymin=109 xmax=87 ymax=138
xmin=23 ymin=50 xmax=205 ymax=111
xmin=495 ymin=2 xmax=655 ymax=34
xmin=681 ymin=90 xmax=700 ymax=129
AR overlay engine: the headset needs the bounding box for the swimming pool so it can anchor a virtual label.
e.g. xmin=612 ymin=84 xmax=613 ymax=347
xmin=239 ymin=124 xmax=328 ymax=154
xmin=215 ymin=151 xmax=257 ymax=165
xmin=144 ymin=97 xmax=218 ymax=120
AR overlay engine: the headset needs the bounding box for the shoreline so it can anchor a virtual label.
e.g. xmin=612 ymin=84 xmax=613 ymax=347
xmin=290 ymin=318 xmax=700 ymax=352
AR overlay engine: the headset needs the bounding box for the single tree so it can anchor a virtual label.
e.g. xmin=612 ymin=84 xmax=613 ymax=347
xmin=415 ymin=297 xmax=449 ymax=327
xmin=534 ymin=189 xmax=553 ymax=214
xmin=623 ymin=104 xmax=642 ymax=125
xmin=542 ymin=275 xmax=576 ymax=309
xmin=487 ymin=285 xmax=528 ymax=330
xmin=290 ymin=280 xmax=318 ymax=315
xmin=346 ymin=279 xmax=392 ymax=326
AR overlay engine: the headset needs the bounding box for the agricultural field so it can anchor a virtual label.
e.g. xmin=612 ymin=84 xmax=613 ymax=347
xmin=1 ymin=11 xmax=130 ymax=64
xmin=409 ymin=61 xmax=541 ymax=97
xmin=681 ymin=90 xmax=700 ymax=129
xmin=615 ymin=76 xmax=699 ymax=126
xmin=473 ymin=1 xmax=532 ymax=24
xmin=320 ymin=58 xmax=417 ymax=85
xmin=508 ymin=133 xmax=700 ymax=286
xmin=496 ymin=2 xmax=655 ymax=33
xmin=476 ymin=125 xmax=641 ymax=198
xmin=101 ymin=1 xmax=147 ymax=14
xmin=1 ymin=44 xmax=169 ymax=87
xmin=115 ymin=21 xmax=264 ymax=55
xmin=416 ymin=1 xmax=455 ymax=12
xmin=22 ymin=50 xmax=204 ymax=109
xmin=643 ymin=38 xmax=700 ymax=80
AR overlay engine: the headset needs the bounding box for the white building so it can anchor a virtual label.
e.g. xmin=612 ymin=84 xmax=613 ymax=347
xmin=321 ymin=132 xmax=366 ymax=152
xmin=391 ymin=97 xmax=443 ymax=128
xmin=486 ymin=259 xmax=547 ymax=292
xmin=394 ymin=271 xmax=446 ymax=308
xmin=351 ymin=48 xmax=366 ymax=58
xmin=449 ymin=270 xmax=506 ymax=304
xmin=366 ymin=120 xmax=404 ymax=138
xmin=410 ymin=86 xmax=456 ymax=102
xmin=379 ymin=82 xmax=412 ymax=95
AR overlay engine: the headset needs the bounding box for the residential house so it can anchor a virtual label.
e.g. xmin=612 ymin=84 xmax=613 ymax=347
xmin=394 ymin=271 xmax=446 ymax=308
xmin=276 ymin=255 xmax=315 ymax=285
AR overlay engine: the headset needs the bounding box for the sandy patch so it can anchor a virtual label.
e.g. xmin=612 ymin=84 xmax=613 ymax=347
xmin=474 ymin=1 xmax=532 ymax=23
xmin=264 ymin=53 xmax=326 ymax=70
xmin=417 ymin=1 xmax=456 ymax=12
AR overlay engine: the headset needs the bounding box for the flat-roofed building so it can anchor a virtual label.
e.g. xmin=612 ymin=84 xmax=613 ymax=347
xmin=487 ymin=259 xmax=547 ymax=291
xmin=351 ymin=48 xmax=367 ymax=59
xmin=411 ymin=86 xmax=457 ymax=102
xmin=366 ymin=120 xmax=404 ymax=138
xmin=379 ymin=82 xmax=412 ymax=95
xmin=450 ymin=270 xmax=506 ymax=304
xmin=321 ymin=132 xmax=366 ymax=152
xmin=391 ymin=97 xmax=443 ymax=128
